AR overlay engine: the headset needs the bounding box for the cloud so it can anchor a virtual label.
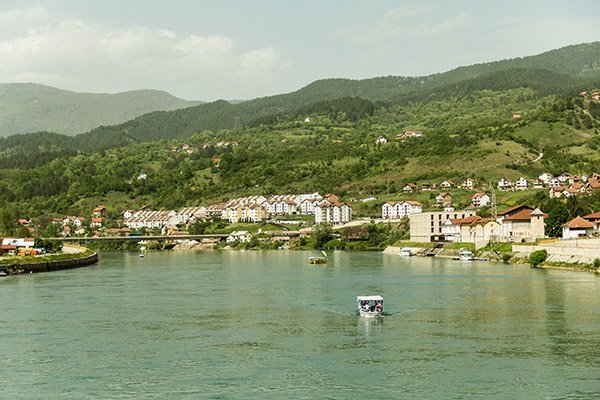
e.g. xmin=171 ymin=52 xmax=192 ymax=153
xmin=337 ymin=6 xmax=472 ymax=44
xmin=0 ymin=6 xmax=288 ymax=99
xmin=383 ymin=5 xmax=433 ymax=20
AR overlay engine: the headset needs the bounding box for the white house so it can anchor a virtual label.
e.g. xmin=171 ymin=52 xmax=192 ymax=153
xmin=461 ymin=178 xmax=477 ymax=190
xmin=562 ymin=217 xmax=595 ymax=239
xmin=515 ymin=177 xmax=529 ymax=190
xmin=471 ymin=193 xmax=490 ymax=207
xmin=440 ymin=180 xmax=455 ymax=189
xmin=548 ymin=178 xmax=562 ymax=188
xmin=226 ymin=231 xmax=252 ymax=243
xmin=497 ymin=178 xmax=514 ymax=191
xmin=538 ymin=173 xmax=553 ymax=184
xmin=435 ymin=192 xmax=452 ymax=206
xmin=2 ymin=238 xmax=35 ymax=248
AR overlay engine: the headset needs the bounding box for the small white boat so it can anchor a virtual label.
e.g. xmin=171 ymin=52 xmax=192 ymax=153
xmin=308 ymin=250 xmax=328 ymax=265
xmin=400 ymin=247 xmax=412 ymax=257
xmin=459 ymin=249 xmax=473 ymax=261
xmin=357 ymin=295 xmax=383 ymax=317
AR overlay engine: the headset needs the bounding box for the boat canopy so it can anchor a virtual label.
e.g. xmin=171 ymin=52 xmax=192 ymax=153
xmin=357 ymin=295 xmax=383 ymax=302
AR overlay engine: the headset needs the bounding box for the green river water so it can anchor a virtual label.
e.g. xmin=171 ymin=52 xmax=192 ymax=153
xmin=1 ymin=250 xmax=599 ymax=399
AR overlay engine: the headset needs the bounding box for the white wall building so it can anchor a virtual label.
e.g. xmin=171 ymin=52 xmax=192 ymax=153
xmin=381 ymin=201 xmax=422 ymax=219
xmin=315 ymin=202 xmax=352 ymax=225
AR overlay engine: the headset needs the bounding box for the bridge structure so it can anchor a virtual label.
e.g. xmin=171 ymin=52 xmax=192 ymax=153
xmin=51 ymin=234 xmax=229 ymax=243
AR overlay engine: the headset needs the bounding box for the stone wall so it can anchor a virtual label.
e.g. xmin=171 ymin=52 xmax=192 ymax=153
xmin=513 ymin=238 xmax=600 ymax=263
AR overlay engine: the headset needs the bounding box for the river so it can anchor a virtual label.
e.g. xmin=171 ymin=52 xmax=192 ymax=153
xmin=1 ymin=250 xmax=599 ymax=399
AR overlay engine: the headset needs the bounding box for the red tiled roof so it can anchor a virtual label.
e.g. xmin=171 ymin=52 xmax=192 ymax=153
xmin=449 ymin=216 xmax=479 ymax=225
xmin=562 ymin=216 xmax=594 ymax=229
xmin=503 ymin=209 xmax=533 ymax=221
xmin=498 ymin=204 xmax=532 ymax=216
xmin=583 ymin=212 xmax=600 ymax=220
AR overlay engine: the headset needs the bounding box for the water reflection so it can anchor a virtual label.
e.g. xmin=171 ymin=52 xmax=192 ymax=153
xmin=358 ymin=316 xmax=384 ymax=337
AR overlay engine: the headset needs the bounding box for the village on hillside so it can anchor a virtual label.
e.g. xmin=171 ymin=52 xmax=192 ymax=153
xmin=3 ymin=170 xmax=598 ymax=256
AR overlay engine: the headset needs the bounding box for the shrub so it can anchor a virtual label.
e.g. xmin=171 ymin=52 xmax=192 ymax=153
xmin=501 ymin=252 xmax=513 ymax=263
xmin=529 ymin=250 xmax=548 ymax=267
xmin=593 ymin=258 xmax=600 ymax=269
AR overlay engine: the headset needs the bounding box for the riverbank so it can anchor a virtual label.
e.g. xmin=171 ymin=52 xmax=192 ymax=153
xmin=0 ymin=246 xmax=98 ymax=274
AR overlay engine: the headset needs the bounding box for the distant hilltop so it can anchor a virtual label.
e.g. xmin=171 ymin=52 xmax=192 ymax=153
xmin=0 ymin=83 xmax=203 ymax=137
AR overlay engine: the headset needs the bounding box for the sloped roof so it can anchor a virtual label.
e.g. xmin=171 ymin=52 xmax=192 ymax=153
xmin=562 ymin=216 xmax=594 ymax=229
xmin=583 ymin=211 xmax=600 ymax=220
xmin=498 ymin=204 xmax=533 ymax=216
xmin=504 ymin=208 xmax=547 ymax=221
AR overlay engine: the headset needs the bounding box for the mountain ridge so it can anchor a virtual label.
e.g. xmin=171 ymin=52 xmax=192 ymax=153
xmin=0 ymin=83 xmax=203 ymax=137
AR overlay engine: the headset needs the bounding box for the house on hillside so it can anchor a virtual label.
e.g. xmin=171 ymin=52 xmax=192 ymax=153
xmin=515 ymin=177 xmax=529 ymax=191
xmin=440 ymin=180 xmax=455 ymax=189
xmin=92 ymin=206 xmax=108 ymax=217
xmin=471 ymin=193 xmax=490 ymax=208
xmin=90 ymin=218 xmax=103 ymax=228
xmin=403 ymin=183 xmax=417 ymax=193
xmin=461 ymin=178 xmax=477 ymax=190
xmin=538 ymin=173 xmax=553 ymax=184
xmin=532 ymin=179 xmax=545 ymax=189
xmin=435 ymin=192 xmax=452 ymax=206
xmin=548 ymin=178 xmax=561 ymax=188
xmin=420 ymin=183 xmax=436 ymax=191
xmin=497 ymin=178 xmax=514 ymax=191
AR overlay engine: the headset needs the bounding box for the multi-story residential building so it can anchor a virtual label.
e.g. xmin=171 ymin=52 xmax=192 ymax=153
xmin=441 ymin=216 xmax=501 ymax=248
xmin=381 ymin=201 xmax=422 ymax=219
xmin=266 ymin=195 xmax=300 ymax=215
xmin=315 ymin=202 xmax=352 ymax=225
xmin=409 ymin=210 xmax=477 ymax=242
xmin=123 ymin=210 xmax=174 ymax=230
xmin=242 ymin=205 xmax=268 ymax=223
xmin=300 ymin=198 xmax=323 ymax=215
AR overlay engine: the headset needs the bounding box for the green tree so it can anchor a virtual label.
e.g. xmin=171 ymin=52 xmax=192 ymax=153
xmin=313 ymin=225 xmax=333 ymax=249
xmin=529 ymin=250 xmax=548 ymax=267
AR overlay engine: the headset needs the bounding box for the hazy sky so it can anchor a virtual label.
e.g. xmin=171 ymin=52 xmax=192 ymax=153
xmin=1 ymin=0 xmax=599 ymax=100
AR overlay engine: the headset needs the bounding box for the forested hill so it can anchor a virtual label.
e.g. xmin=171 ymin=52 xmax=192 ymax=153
xmin=0 ymin=83 xmax=202 ymax=137
xmin=1 ymin=42 xmax=600 ymax=153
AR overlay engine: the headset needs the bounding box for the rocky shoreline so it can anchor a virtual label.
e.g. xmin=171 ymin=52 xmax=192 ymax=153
xmin=0 ymin=251 xmax=98 ymax=275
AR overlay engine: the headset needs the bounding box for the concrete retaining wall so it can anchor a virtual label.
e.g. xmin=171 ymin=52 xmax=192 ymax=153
xmin=1 ymin=252 xmax=99 ymax=274
xmin=513 ymin=238 xmax=600 ymax=263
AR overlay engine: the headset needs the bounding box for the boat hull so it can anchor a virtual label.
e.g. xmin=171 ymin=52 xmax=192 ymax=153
xmin=359 ymin=310 xmax=383 ymax=318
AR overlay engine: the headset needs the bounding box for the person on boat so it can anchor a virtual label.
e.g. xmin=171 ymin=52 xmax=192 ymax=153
xmin=375 ymin=301 xmax=383 ymax=312
xmin=362 ymin=302 xmax=371 ymax=312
